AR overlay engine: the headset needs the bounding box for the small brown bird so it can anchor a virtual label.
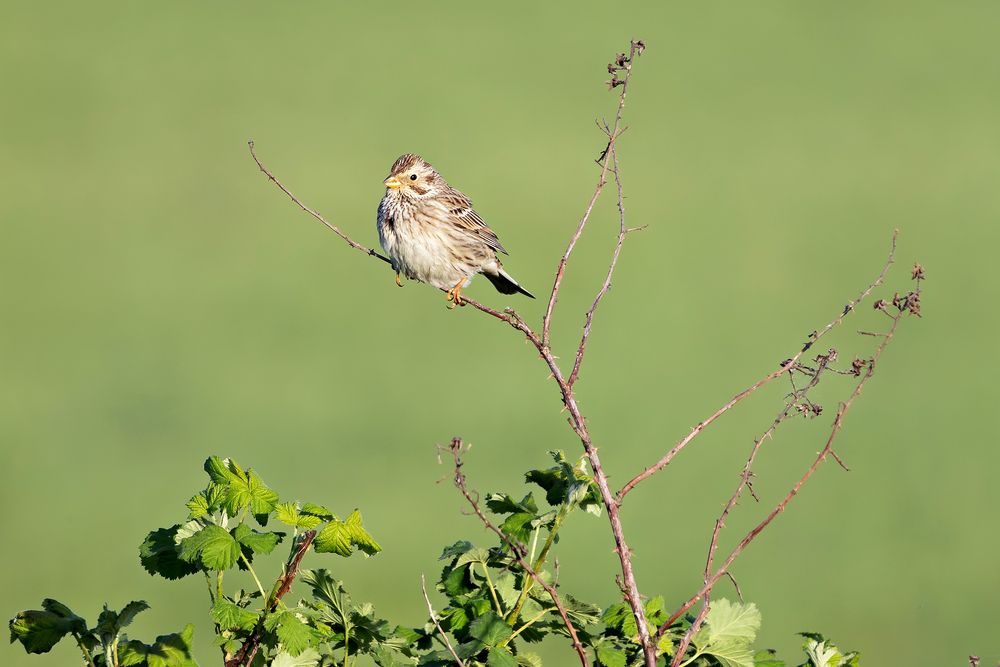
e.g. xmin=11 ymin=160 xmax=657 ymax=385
xmin=376 ymin=154 xmax=534 ymax=306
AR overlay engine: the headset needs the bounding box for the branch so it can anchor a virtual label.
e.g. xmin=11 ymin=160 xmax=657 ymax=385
xmin=541 ymin=39 xmax=644 ymax=348
xmin=617 ymin=230 xmax=899 ymax=501
xmin=226 ymin=530 xmax=317 ymax=667
xmin=421 ymin=574 xmax=466 ymax=667
xmin=448 ymin=438 xmax=590 ymax=667
xmin=658 ymin=274 xmax=921 ymax=642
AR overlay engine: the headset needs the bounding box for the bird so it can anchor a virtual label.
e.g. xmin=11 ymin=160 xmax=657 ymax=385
xmin=376 ymin=154 xmax=534 ymax=307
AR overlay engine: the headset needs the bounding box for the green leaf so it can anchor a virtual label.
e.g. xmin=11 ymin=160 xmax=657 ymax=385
xmin=179 ymin=524 xmax=241 ymax=570
xmin=186 ymin=492 xmax=209 ymax=519
xmin=601 ymin=603 xmax=637 ymax=640
xmin=345 ymin=509 xmax=382 ymax=555
xmin=276 ymin=502 xmax=325 ymax=530
xmin=8 ymin=600 xmax=87 ymax=654
xmin=698 ymin=600 xmax=760 ymax=645
xmin=268 ymin=611 xmax=317 ymax=656
xmin=232 ymin=524 xmax=283 ymax=555
xmin=314 ymin=519 xmax=352 ymax=556
xmin=516 ymin=653 xmax=543 ymax=667
xmin=146 ymin=624 xmax=198 ymax=667
xmin=693 ymin=600 xmax=761 ymax=667
xmin=301 ymin=503 xmax=335 ymax=519
xmin=272 ymin=647 xmax=321 ymax=667
xmin=314 ymin=511 xmax=381 ymax=557
xmin=439 ymin=541 xmax=474 ymax=559
xmin=116 ymin=601 xmax=150 ymax=632
xmin=753 ymin=648 xmax=785 ymax=666
xmin=455 ymin=547 xmax=492 ymax=568
xmin=468 ymin=611 xmax=514 ymax=647
xmin=211 ymin=600 xmax=258 ymax=632
xmin=499 ymin=513 xmax=535 ymax=545
xmin=225 ymin=468 xmax=280 ymax=525
xmin=204 ymin=456 xmax=240 ymax=484
xmin=595 ymin=639 xmax=628 ymax=667
xmin=140 ymin=526 xmax=201 ymax=580
xmin=801 ymin=635 xmax=859 ymax=667
xmin=487 ymin=647 xmax=518 ymax=667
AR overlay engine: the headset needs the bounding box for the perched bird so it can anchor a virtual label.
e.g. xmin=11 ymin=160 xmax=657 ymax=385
xmin=376 ymin=154 xmax=534 ymax=307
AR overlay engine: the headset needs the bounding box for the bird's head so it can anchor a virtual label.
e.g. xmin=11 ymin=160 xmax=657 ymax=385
xmin=383 ymin=154 xmax=442 ymax=199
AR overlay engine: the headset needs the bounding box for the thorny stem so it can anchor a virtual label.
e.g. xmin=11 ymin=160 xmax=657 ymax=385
xmin=226 ymin=530 xmax=317 ymax=667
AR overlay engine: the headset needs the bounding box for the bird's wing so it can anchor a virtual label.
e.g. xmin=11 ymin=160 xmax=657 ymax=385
xmin=438 ymin=188 xmax=509 ymax=255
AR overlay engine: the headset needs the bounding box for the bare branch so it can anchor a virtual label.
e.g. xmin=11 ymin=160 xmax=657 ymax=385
xmin=569 ymin=141 xmax=629 ymax=387
xmin=542 ymin=39 xmax=643 ymax=348
xmin=248 ymin=140 xmax=391 ymax=264
xmin=617 ymin=230 xmax=899 ymax=500
xmin=421 ymin=574 xmax=466 ymax=667
xmin=658 ymin=280 xmax=917 ymax=639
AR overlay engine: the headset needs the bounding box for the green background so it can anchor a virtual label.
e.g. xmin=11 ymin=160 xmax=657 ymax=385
xmin=2 ymin=2 xmax=997 ymax=665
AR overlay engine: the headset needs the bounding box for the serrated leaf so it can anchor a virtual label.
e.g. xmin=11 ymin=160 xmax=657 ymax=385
xmin=562 ymin=594 xmax=602 ymax=626
xmin=186 ymin=493 xmax=209 ymax=519
xmin=499 ymin=513 xmax=535 ymax=545
xmin=140 ymin=526 xmax=200 ymax=580
xmin=272 ymin=647 xmax=321 ymax=667
xmin=117 ymin=601 xmax=150 ymax=631
xmin=753 ymin=648 xmax=785 ymax=666
xmin=232 ymin=524 xmax=283 ymax=555
xmin=468 ymin=611 xmax=513 ymax=647
xmin=455 ymin=547 xmax=492 ymax=568
xmin=146 ymin=624 xmax=198 ymax=667
xmin=204 ymin=456 xmax=239 ymax=484
xmin=595 ymin=639 xmax=627 ymax=667
xmin=212 ymin=600 xmax=258 ymax=631
xmin=345 ymin=509 xmax=382 ymax=555
xmin=516 ymin=653 xmax=543 ymax=667
xmin=314 ymin=511 xmax=381 ymax=557
xmin=487 ymin=646 xmax=518 ymax=667
xmin=601 ymin=603 xmax=637 ymax=640
xmin=8 ymin=604 xmax=85 ymax=654
xmin=697 ymin=600 xmax=760 ymax=646
xmin=704 ymin=639 xmax=756 ymax=667
xmin=301 ymin=503 xmax=335 ymax=519
xmin=179 ymin=524 xmax=240 ymax=570
xmin=803 ymin=637 xmax=859 ymax=667
xmin=439 ymin=541 xmax=474 ymax=560
xmin=270 ymin=611 xmax=317 ymax=656
xmin=224 ymin=468 xmax=279 ymax=525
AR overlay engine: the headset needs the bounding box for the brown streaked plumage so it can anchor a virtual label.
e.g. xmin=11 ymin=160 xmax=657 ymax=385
xmin=376 ymin=154 xmax=534 ymax=306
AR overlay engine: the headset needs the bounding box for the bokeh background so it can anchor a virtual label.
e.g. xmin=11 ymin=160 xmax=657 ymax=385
xmin=3 ymin=2 xmax=997 ymax=665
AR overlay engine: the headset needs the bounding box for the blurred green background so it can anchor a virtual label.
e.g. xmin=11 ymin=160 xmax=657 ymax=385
xmin=2 ymin=1 xmax=997 ymax=665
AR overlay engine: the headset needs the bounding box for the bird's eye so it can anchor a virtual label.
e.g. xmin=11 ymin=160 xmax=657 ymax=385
xmin=409 ymin=174 xmax=418 ymax=181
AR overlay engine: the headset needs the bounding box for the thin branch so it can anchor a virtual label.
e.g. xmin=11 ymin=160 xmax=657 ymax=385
xmin=248 ymin=140 xmax=391 ymax=264
xmin=617 ymin=230 xmax=899 ymax=500
xmin=658 ymin=287 xmax=915 ymax=638
xmin=226 ymin=530 xmax=317 ymax=667
xmin=541 ymin=40 xmax=643 ymax=347
xmin=569 ymin=141 xmax=630 ymax=387
xmin=421 ymin=574 xmax=466 ymax=667
xmin=449 ymin=438 xmax=590 ymax=667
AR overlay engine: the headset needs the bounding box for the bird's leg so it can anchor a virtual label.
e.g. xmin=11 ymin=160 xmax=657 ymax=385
xmin=395 ymin=271 xmax=403 ymax=288
xmin=446 ymin=279 xmax=465 ymax=309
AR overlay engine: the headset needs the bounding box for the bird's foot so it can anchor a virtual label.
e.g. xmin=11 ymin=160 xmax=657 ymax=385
xmin=395 ymin=272 xmax=403 ymax=288
xmin=445 ymin=281 xmax=465 ymax=309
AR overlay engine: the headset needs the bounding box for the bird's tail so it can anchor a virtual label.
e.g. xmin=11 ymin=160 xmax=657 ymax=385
xmin=484 ymin=267 xmax=535 ymax=299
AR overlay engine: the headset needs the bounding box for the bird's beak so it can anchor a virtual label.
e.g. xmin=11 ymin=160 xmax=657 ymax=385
xmin=383 ymin=176 xmax=403 ymax=190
